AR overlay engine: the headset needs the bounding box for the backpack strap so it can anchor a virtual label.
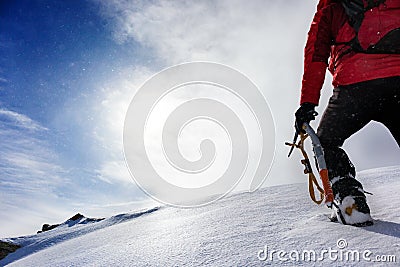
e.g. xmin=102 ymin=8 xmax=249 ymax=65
xmin=342 ymin=0 xmax=386 ymax=30
xmin=339 ymin=0 xmax=387 ymax=53
xmin=341 ymin=0 xmax=364 ymax=31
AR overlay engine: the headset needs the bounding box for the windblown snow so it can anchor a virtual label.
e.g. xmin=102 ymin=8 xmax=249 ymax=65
xmin=1 ymin=166 xmax=399 ymax=266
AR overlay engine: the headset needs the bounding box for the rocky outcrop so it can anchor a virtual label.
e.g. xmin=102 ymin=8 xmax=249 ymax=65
xmin=38 ymin=223 xmax=60 ymax=233
xmin=37 ymin=213 xmax=104 ymax=233
xmin=0 ymin=241 xmax=20 ymax=260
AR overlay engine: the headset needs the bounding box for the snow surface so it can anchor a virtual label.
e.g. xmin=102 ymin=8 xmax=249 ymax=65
xmin=1 ymin=166 xmax=399 ymax=266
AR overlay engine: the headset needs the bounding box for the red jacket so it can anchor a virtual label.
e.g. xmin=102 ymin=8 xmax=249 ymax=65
xmin=300 ymin=0 xmax=400 ymax=105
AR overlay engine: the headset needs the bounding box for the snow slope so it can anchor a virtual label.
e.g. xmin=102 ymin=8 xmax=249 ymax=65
xmin=1 ymin=166 xmax=399 ymax=266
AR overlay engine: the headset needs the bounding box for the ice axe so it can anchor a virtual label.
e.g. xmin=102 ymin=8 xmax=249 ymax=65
xmin=286 ymin=123 xmax=334 ymax=207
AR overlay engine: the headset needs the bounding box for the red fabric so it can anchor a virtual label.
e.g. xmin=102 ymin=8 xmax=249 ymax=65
xmin=301 ymin=62 xmax=327 ymax=104
xmin=300 ymin=0 xmax=400 ymax=105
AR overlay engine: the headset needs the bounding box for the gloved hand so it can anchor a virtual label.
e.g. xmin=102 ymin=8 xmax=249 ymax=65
xmin=295 ymin=102 xmax=318 ymax=134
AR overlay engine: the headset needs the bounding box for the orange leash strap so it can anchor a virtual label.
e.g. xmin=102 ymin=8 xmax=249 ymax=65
xmin=308 ymin=172 xmax=325 ymax=205
xmin=286 ymin=133 xmax=329 ymax=205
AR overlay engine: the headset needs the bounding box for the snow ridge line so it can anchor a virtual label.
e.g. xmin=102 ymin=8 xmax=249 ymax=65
xmin=0 ymin=206 xmax=161 ymax=265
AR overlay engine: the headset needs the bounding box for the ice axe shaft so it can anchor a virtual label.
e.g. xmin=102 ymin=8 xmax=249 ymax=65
xmin=302 ymin=123 xmax=334 ymax=207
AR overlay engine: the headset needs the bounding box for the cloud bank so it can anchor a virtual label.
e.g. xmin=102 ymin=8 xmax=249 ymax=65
xmin=0 ymin=107 xmax=73 ymax=237
xmin=92 ymin=0 xmax=319 ymax=189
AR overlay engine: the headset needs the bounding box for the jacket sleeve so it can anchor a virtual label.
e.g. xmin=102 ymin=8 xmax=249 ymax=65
xmin=300 ymin=2 xmax=333 ymax=105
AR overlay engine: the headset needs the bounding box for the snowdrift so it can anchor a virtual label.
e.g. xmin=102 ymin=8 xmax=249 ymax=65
xmin=1 ymin=166 xmax=399 ymax=266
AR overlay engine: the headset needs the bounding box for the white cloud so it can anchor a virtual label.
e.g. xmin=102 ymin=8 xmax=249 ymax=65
xmin=0 ymin=108 xmax=73 ymax=237
xmin=0 ymin=77 xmax=7 ymax=90
xmin=98 ymin=0 xmax=313 ymax=67
xmin=94 ymin=0 xmax=317 ymax=188
xmin=93 ymin=0 xmax=399 ymax=193
xmin=88 ymin=67 xmax=153 ymax=184
xmin=96 ymin=160 xmax=132 ymax=184
xmin=0 ymin=108 xmax=48 ymax=131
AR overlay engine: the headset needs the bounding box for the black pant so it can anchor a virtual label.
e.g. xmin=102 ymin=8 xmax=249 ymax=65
xmin=317 ymin=76 xmax=400 ymax=199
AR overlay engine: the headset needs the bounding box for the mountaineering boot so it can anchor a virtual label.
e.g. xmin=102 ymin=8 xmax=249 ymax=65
xmin=320 ymin=147 xmax=373 ymax=226
xmin=330 ymin=176 xmax=373 ymax=226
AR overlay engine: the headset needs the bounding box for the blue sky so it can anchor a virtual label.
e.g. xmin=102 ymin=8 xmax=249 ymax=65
xmin=0 ymin=0 xmax=153 ymax=236
xmin=1 ymin=0 xmax=399 ymax=237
